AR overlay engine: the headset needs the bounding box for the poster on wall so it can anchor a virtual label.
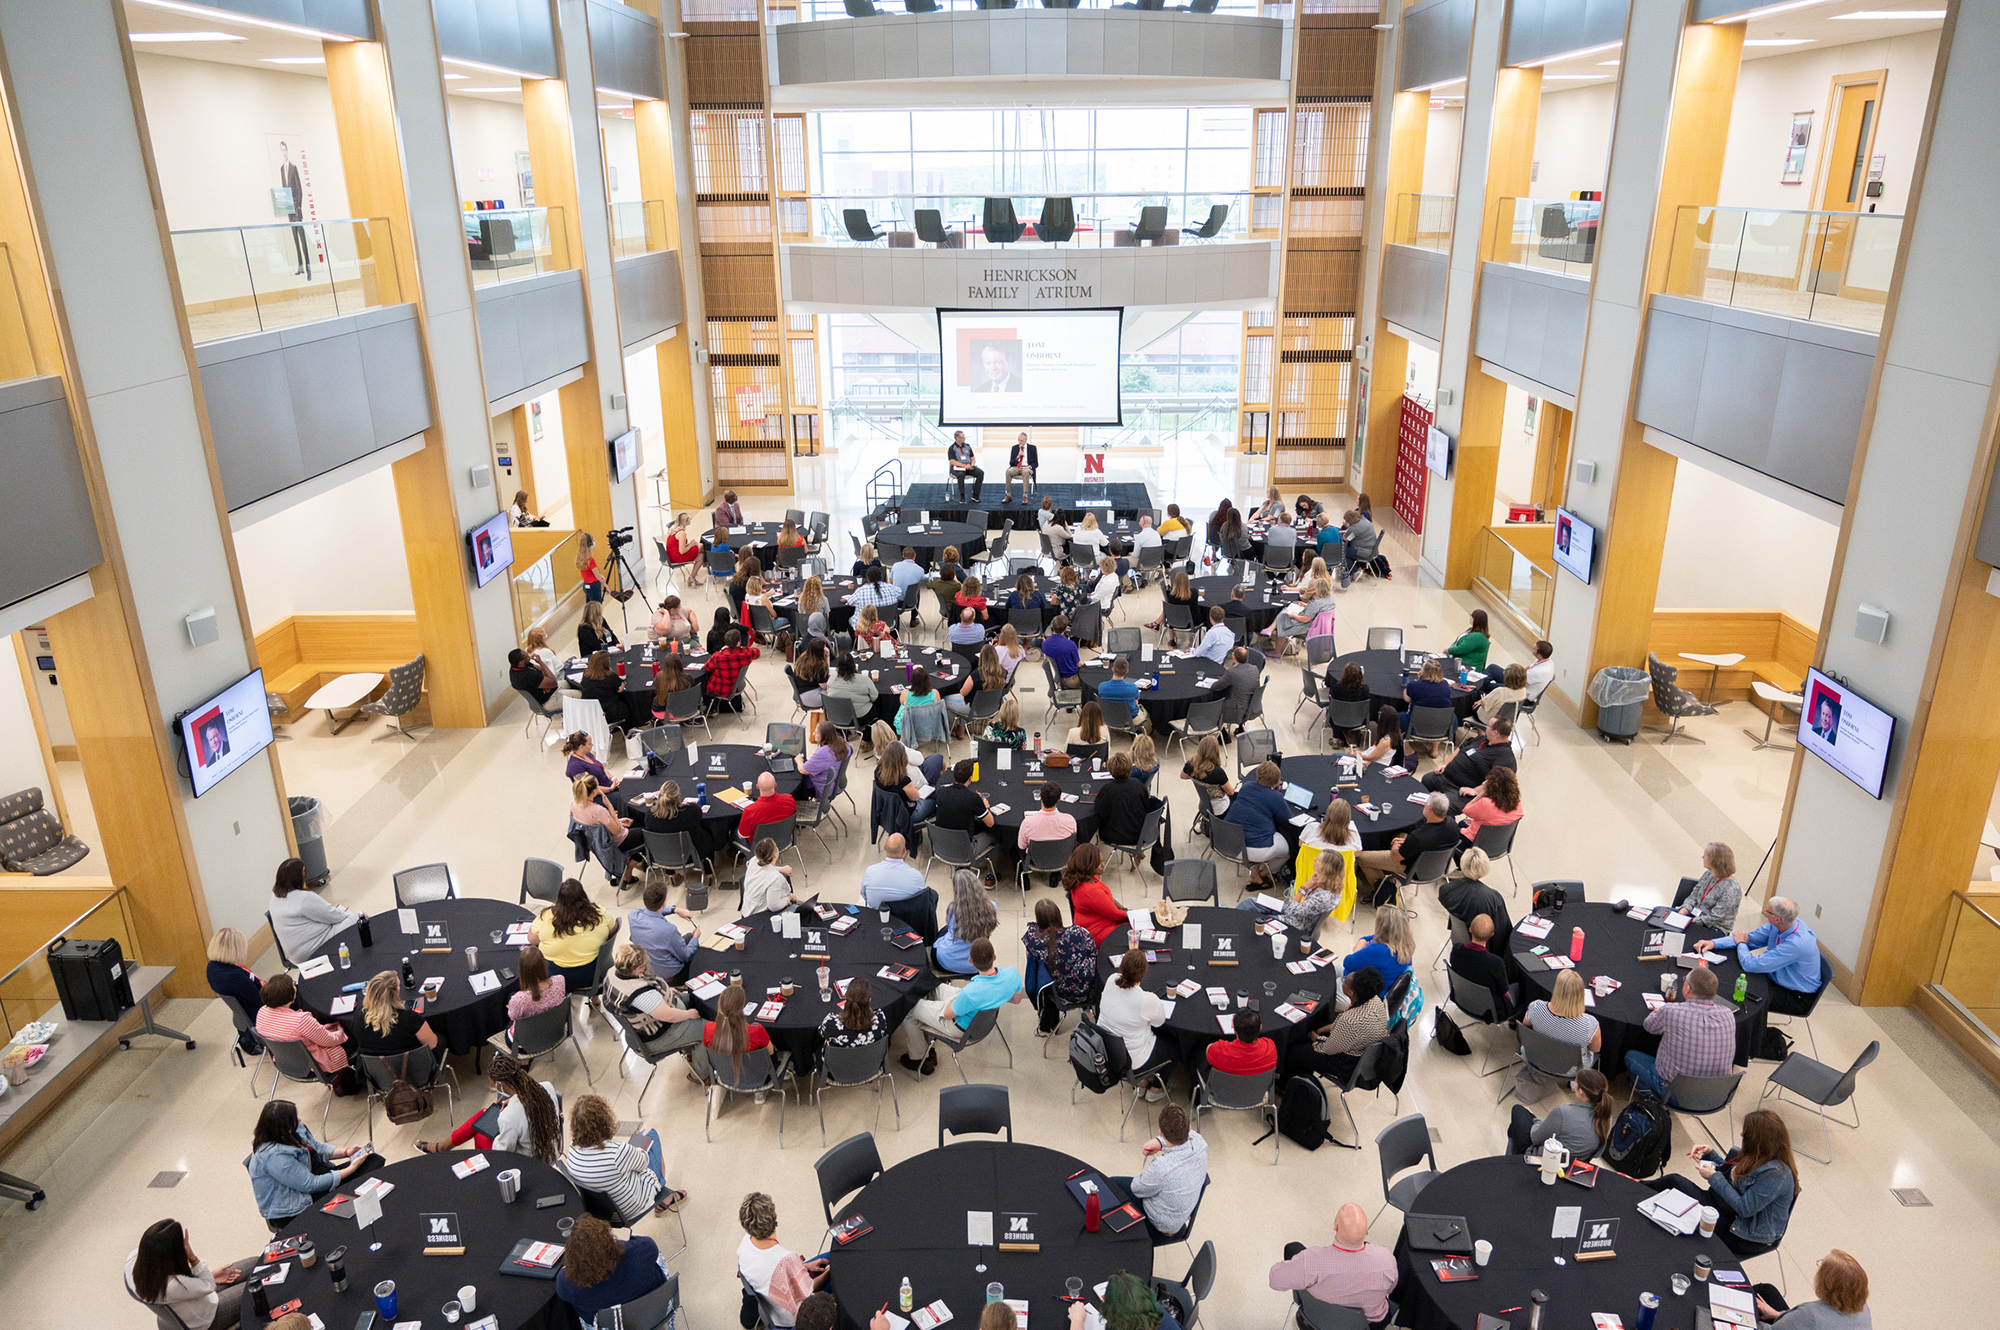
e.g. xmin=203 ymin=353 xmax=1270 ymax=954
xmin=1781 ymin=111 xmax=1814 ymax=184
xmin=529 ymin=399 xmax=545 ymax=441
xmin=266 ymin=133 xmax=322 ymax=277
xmin=516 ymin=150 xmax=535 ymax=206
xmin=736 ymin=385 xmax=767 ymax=425
xmin=1350 ymin=366 xmax=1369 ymax=479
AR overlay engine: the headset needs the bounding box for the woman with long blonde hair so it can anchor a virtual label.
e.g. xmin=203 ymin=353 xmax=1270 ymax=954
xmin=993 ymin=623 xmax=1027 ymax=679
xmin=574 ymin=532 xmax=603 ymax=603
xmin=356 ymin=970 xmax=437 ymax=1057
xmin=984 ymin=696 xmax=1026 ymax=749
xmin=1180 ymin=733 xmax=1235 ymax=813
xmin=1342 ymin=903 xmax=1416 ymax=992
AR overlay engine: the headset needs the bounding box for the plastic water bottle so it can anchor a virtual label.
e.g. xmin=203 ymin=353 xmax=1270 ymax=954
xmin=697 ymin=778 xmax=708 ymax=811
xmin=1569 ymin=927 xmax=1584 ymax=963
xmin=1734 ymin=972 xmax=1748 ymax=1002
xmin=899 ymin=1278 xmax=913 ymax=1313
xmin=1032 ymin=732 xmax=1042 ymax=755
xmin=338 ymin=942 xmax=351 ymax=971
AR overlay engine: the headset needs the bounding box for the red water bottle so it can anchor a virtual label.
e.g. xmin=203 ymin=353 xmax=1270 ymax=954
xmin=1569 ymin=927 xmax=1584 ymax=963
xmin=1084 ymin=1190 xmax=1101 ymax=1232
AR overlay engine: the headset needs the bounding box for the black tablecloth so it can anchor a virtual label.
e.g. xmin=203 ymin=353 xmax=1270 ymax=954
xmin=1392 ymin=1155 xmax=1736 ymax=1330
xmin=1077 ymin=647 xmax=1240 ymax=728
xmin=1281 ymin=753 xmax=1427 ymax=852
xmin=1508 ymin=902 xmax=1769 ymax=1070
xmin=898 ymin=481 xmax=1154 ymax=526
xmin=682 ymin=902 xmax=939 ymax=1067
xmin=280 ymin=1152 xmax=578 ymax=1330
xmin=1325 ymin=649 xmax=1480 ymax=717
xmin=846 ymin=644 xmax=971 ymax=700
xmin=1243 ymin=519 xmax=1322 ymax=569
xmin=827 ymin=1142 xmax=1153 ymax=1330
xmin=706 ymin=521 xmax=784 ymax=552
xmin=559 ymin=643 xmax=712 ymax=712
xmin=872 ymin=521 xmax=988 ymax=565
xmin=952 ymin=747 xmax=1104 ymax=845
xmin=617 ymin=744 xmax=811 ymax=836
xmin=298 ymin=900 xmax=536 ymax=1056
xmin=1094 ymin=906 xmax=1340 ymax=1068
xmin=1192 ymin=573 xmax=1284 ymax=635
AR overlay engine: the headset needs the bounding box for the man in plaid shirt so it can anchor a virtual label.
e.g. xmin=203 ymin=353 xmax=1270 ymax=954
xmin=846 ymin=567 xmax=902 ymax=617
xmin=1628 ymin=964 xmax=1735 ymax=1102
xmin=702 ymin=627 xmax=760 ymax=712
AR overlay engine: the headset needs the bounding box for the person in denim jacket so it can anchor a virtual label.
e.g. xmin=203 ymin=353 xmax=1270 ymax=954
xmin=1648 ymin=1108 xmax=1798 ymax=1256
xmin=243 ymin=1100 xmax=368 ymax=1230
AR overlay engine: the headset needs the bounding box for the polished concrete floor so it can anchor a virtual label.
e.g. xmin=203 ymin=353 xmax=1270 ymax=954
xmin=11 ymin=500 xmax=1999 ymax=1330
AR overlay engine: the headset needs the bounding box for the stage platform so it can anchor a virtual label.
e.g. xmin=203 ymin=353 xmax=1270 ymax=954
xmin=896 ymin=481 xmax=1156 ymax=527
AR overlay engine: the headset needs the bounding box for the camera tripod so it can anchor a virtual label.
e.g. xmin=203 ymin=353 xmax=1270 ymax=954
xmin=604 ymin=534 xmax=653 ymax=638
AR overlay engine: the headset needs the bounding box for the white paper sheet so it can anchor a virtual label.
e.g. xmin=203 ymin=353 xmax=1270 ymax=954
xmin=967 ymin=1210 xmax=994 ymax=1246
xmin=469 ymin=970 xmax=501 ymax=994
xmin=1552 ymin=1205 xmax=1581 ymax=1239
xmin=399 ymin=908 xmax=419 ymax=934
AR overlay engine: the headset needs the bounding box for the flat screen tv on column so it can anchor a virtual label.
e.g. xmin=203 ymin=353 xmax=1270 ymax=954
xmin=466 ymin=510 xmax=515 ymax=588
xmin=610 ymin=427 xmax=640 ymax=482
xmin=1797 ymin=667 xmax=1895 ymax=799
xmin=177 ymin=668 xmax=275 ymax=798
xmin=938 ymin=308 xmax=1124 ymax=427
xmin=1552 ymin=506 xmax=1596 ymax=584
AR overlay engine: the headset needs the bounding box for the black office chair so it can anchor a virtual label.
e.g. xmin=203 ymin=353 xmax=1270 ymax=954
xmin=1132 ymin=205 xmax=1169 ymax=241
xmin=938 ymin=1082 xmax=1013 ymax=1146
xmin=813 ymin=1131 xmax=884 ymax=1243
xmin=844 ymin=0 xmax=878 ymax=13
xmin=842 ymin=208 xmax=885 ymax=243
xmin=1038 ymin=196 xmax=1077 ymax=243
xmin=905 ymin=0 xmax=940 ymax=10
xmin=983 ymin=197 xmax=1026 ymax=244
xmin=1185 ymin=204 xmax=1228 ymax=239
xmin=914 ymin=208 xmax=960 ymax=248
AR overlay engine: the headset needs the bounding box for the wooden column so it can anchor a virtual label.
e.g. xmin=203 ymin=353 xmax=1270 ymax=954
xmin=635 ymin=97 xmax=708 ymax=510
xmin=1528 ymin=400 xmax=1571 ymax=510
xmin=325 ymin=38 xmax=489 ymax=728
xmin=508 ymin=403 xmax=540 ymax=513
xmin=1362 ymin=88 xmax=1430 ymax=505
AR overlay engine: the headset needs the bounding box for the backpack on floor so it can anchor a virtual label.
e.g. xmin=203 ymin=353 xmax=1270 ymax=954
xmin=382 ymin=1052 xmax=434 ymax=1126
xmin=1432 ymin=1007 xmax=1472 ymax=1056
xmin=1602 ymin=1092 xmax=1674 ymax=1179
xmin=1068 ymin=1014 xmax=1129 ymax=1095
xmin=1278 ymin=1076 xmax=1335 ymax=1151
xmin=1754 ymin=1027 xmax=1794 ymax=1062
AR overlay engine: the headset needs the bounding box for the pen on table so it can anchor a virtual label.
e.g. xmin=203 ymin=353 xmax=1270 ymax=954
xmin=1498 ymin=1308 xmax=1523 ymax=1315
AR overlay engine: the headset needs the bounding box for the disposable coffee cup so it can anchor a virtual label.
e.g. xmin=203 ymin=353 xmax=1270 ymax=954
xmin=499 ymin=1169 xmax=520 ymax=1203
xmin=1660 ymin=974 xmax=1676 ymax=996
xmin=1474 ymin=1240 xmax=1492 ymax=1267
xmin=771 ymin=916 xmax=784 ymax=934
xmin=297 ymin=1239 xmax=317 ymax=1269
xmin=1270 ymin=934 xmax=1285 ymax=960
xmin=1694 ymin=1253 xmax=1713 ymax=1281
xmin=1698 ymin=1208 xmax=1718 ymax=1240
xmin=782 ymin=978 xmax=796 ymax=997
xmin=459 ymin=1285 xmax=478 ymax=1313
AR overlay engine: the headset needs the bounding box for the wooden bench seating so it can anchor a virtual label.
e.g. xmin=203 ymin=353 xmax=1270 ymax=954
xmin=1648 ymin=610 xmax=1816 ymax=707
xmin=256 ymin=613 xmax=425 ymax=718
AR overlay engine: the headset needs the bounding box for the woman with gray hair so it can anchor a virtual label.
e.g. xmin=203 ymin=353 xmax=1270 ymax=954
xmin=1682 ymin=842 xmax=1742 ymax=930
xmin=934 ymin=869 xmax=998 ymax=976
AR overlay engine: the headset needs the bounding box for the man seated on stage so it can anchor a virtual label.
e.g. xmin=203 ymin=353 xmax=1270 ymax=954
xmin=1003 ymin=432 xmax=1039 ymax=501
xmin=1423 ymin=716 xmax=1517 ymax=812
xmin=1693 ymin=896 xmax=1826 ymax=1015
xmin=947 ymin=430 xmax=984 ymax=503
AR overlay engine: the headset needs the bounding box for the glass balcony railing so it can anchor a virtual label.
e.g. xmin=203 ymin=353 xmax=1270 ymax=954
xmin=464 ymin=206 xmax=568 ymax=288
xmin=171 ymin=217 xmax=401 ymax=343
xmin=1472 ymin=525 xmax=1553 ymax=637
xmin=0 ymin=886 xmax=139 ymax=1041
xmin=1489 ymin=196 xmax=1600 ymax=276
xmin=1931 ymin=891 xmax=2000 ymax=1051
xmin=0 ymin=243 xmax=39 ymax=381
xmin=511 ymin=529 xmax=584 ymax=637
xmin=763 ymin=0 xmax=1273 ymax=22
xmin=1664 ymin=205 xmax=1902 ymax=333
xmin=610 ymin=200 xmax=672 ymax=260
xmin=789 ymin=191 xmax=1254 ymax=249
xmin=1392 ymin=193 xmax=1454 ymax=252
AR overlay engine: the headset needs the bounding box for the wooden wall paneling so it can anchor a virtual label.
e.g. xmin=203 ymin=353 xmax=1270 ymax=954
xmin=325 ymin=37 xmax=487 ymax=728
xmin=682 ymin=27 xmax=763 ymax=105
xmin=1646 ymin=22 xmax=1744 ymax=297
xmin=1528 ymin=400 xmax=1571 ymax=509
xmin=1584 ymin=426 xmax=1676 ymax=710
xmin=635 ymin=98 xmax=710 ymax=509
xmin=1363 ymin=88 xmax=1429 ymax=502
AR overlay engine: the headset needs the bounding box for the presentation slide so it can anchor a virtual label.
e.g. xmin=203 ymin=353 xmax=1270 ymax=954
xmin=1797 ymin=667 xmax=1895 ymax=798
xmin=610 ymin=428 xmax=639 ymax=483
xmin=938 ymin=308 xmax=1123 ymax=426
xmin=467 ymin=510 xmax=515 ymax=589
xmin=179 ymin=669 xmax=276 ymax=798
xmin=1552 ymin=506 xmax=1596 ymax=584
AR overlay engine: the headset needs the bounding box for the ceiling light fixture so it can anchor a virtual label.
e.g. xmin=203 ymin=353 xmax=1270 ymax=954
xmin=129 ymin=30 xmax=246 ymax=42
xmin=1741 ymin=37 xmax=1814 ymax=45
xmin=443 ymin=55 xmax=545 ymax=80
xmin=1518 ymin=40 xmax=1621 ymax=69
xmin=1713 ymin=0 xmax=1834 ymax=23
xmin=261 ymin=56 xmax=327 ymax=64
xmin=1599 ymin=59 xmax=1621 ymax=65
xmin=1415 ymin=77 xmax=1464 ymax=92
xmin=595 ymin=86 xmax=656 ymax=101
xmin=132 ymin=0 xmax=354 ymax=42
xmin=1829 ymin=9 xmax=1945 ymax=17
xmin=455 ymin=86 xmax=520 ymax=93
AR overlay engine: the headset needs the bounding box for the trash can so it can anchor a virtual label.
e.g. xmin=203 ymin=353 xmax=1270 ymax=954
xmin=289 ymin=795 xmax=329 ymax=885
xmin=1587 ymin=666 xmax=1650 ymax=743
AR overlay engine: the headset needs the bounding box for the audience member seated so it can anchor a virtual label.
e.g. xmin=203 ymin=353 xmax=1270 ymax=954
xmin=1458 ymin=661 xmax=1528 ymax=726
xmin=934 ymin=758 xmax=1000 ymax=865
xmin=1237 ymin=850 xmax=1340 ymax=936
xmin=818 ymin=976 xmax=889 ymax=1050
xmin=734 ymin=771 xmax=798 ymax=851
xmin=1023 ymin=898 xmax=1097 ymax=1034
xmin=626 ymin=874 xmax=700 ymax=985
xmin=1180 ymin=735 xmax=1236 ymax=817
xmin=1097 ymin=657 xmax=1148 ymax=733
xmin=1505 ymin=1068 xmax=1613 ymax=1161
xmin=564 ymin=1093 xmax=681 ymax=1222
xmin=1326 ymin=661 xmax=1371 ymax=705
xmin=1284 ymin=966 xmax=1388 ymax=1084
xmin=1450 ymin=913 xmax=1519 ymax=1019
xmin=1343 ymin=905 xmax=1415 ymax=991
xmin=1064 ymin=845 xmax=1126 ymax=945
xmin=861 ymin=834 xmax=929 ymax=907
xmin=702 ymin=983 xmax=774 ymax=1092
xmin=127 ymin=1218 xmax=257 ymax=1330
xmin=510 ymin=647 xmax=557 ymax=702
xmin=1520 ymin=970 xmax=1602 ymax=1084
xmin=529 ymin=879 xmax=619 ymax=992
xmin=417 ymin=1051 xmax=561 ymax=1161
xmin=827 ymin=652 xmax=892 ymax=736
xmin=1338 ymin=509 xmax=1381 ymax=588
xmin=1150 ymin=569 xmax=1198 ymax=641
xmin=714 ymin=489 xmax=745 ymax=527
xmin=1457 ymin=765 xmax=1524 ymax=852
xmin=1695 ymin=895 xmax=1825 ymax=1015
xmin=1681 ymin=841 xmax=1744 ymax=931
xmin=1018 ymin=782 xmax=1077 ymax=868
xmin=948 ymin=607 xmax=987 ymax=652
xmin=253 ymin=972 xmax=354 ymax=1090
xmin=1399 ymin=659 xmax=1454 ymax=733
xmin=1066 ymin=1273 xmax=1185 ymax=1330
xmin=936 ymin=870 xmax=999 ymax=975
xmin=1107 ymin=1104 xmax=1208 ymax=1247
xmin=1268 ymin=1202 xmax=1399 ymax=1329
xmin=873 ymin=741 xmax=943 ymax=839
xmin=792 ymin=638 xmax=832 ymax=706
xmin=571 ymin=775 xmax=646 ymax=883
xmin=524 ymin=627 xmax=564 ymax=685
xmin=1648 ymin=1109 xmax=1799 ymax=1259
xmin=1216 ymin=647 xmax=1261 ymax=734
xmin=1443 ymin=609 xmax=1492 ymax=672
xmin=1205 ymin=1007 xmax=1277 ymax=1077
xmin=1096 ymin=753 xmax=1157 ymax=849
xmin=1190 ymin=606 xmax=1235 ymax=665
xmin=1065 ymin=699 xmax=1109 ymax=753
xmin=993 ymin=625 xmax=1028 ymax=682
xmin=1437 ymin=849 xmax=1512 ymax=949
xmin=557 ymin=1214 xmax=670 ymax=1329
xmin=562 ymin=730 xmax=623 ymax=791
xmin=1354 ymin=793 xmax=1459 ymax=897
xmin=642 ymin=779 xmax=715 ymax=871
xmin=244 ymin=1100 xmax=368 ymax=1232
xmin=205 ymin=927 xmax=263 ymax=1056
xmin=847 ymin=567 xmax=900 ymax=620
xmin=890 ymin=547 xmax=927 ymax=598
xmin=1225 ymin=760 xmax=1294 ymax=889
xmin=1355 ymin=706 xmax=1407 ymax=769
xmin=353 ymin=970 xmax=439 ymax=1059
xmin=957 ymin=576 xmax=992 ymax=625
xmin=664 ymin=515 xmax=704 ymax=581
xmin=702 ymin=628 xmax=761 ymax=711
xmin=1626 ymin=965 xmax=1735 ymax=1102
xmin=1267 ymin=574 xmax=1334 ymax=647
xmin=1423 ymin=717 xmax=1517 ymax=812
xmin=578 ymin=601 xmax=621 ymax=658
xmin=741 ymin=838 xmax=800 ymax=916
xmin=1099 ymin=948 xmax=1172 ymax=1100
xmin=266 ymin=856 xmax=358 ymax=964
xmin=738 ymin=1191 xmax=829 ymax=1328
xmin=704 ymin=607 xmax=735 ymax=653
xmin=501 ymin=942 xmax=568 ymax=1036
xmin=895 ymin=937 xmax=1022 ymax=1076
xmin=1043 ymin=615 xmax=1083 ymax=687
xmin=648 ymin=657 xmax=696 ymax=721
xmin=1752 ymin=1248 xmax=1870 ymax=1329
xmin=602 ymin=942 xmax=706 ymax=1073
xmin=895 ymin=668 xmax=949 ymax=751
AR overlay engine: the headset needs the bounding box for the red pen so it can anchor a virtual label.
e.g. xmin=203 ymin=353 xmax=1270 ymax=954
xmin=1498 ymin=1309 xmax=1523 ymax=1315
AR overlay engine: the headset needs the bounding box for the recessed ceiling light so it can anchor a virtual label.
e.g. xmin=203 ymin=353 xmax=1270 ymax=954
xmin=132 ymin=0 xmax=353 ymax=41
xmin=456 ymin=86 xmax=519 ymax=94
xmin=445 ymin=73 xmax=468 ymax=79
xmin=1829 ymin=9 xmax=1945 ymax=17
xmin=261 ymin=57 xmax=326 ymax=64
xmin=1599 ymin=59 xmax=1621 ymax=65
xmin=1713 ymin=0 xmax=1834 ymax=21
xmin=1542 ymin=73 xmax=1608 ymax=79
xmin=1742 ymin=38 xmax=1814 ymax=45
xmin=129 ymin=30 xmax=246 ymax=42
xmin=1518 ymin=40 xmax=1620 ymax=69
xmin=443 ymin=56 xmax=543 ymax=80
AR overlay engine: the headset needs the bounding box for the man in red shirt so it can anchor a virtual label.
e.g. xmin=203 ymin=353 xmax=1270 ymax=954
xmin=1203 ymin=1007 xmax=1277 ymax=1076
xmin=702 ymin=627 xmax=760 ymax=711
xmin=733 ymin=772 xmax=797 ymax=855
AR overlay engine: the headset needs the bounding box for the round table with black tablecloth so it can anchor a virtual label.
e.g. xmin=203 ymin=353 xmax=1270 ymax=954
xmin=1508 ymin=902 xmax=1770 ymax=1071
xmin=827 ymin=1141 xmax=1152 ymax=1330
xmin=1242 ymin=518 xmax=1320 ymax=567
xmin=952 ymin=745 xmax=1104 ymax=846
xmin=1192 ymin=573 xmax=1285 ymax=636
xmin=682 ymin=902 xmax=938 ymax=1068
xmin=1326 ymin=648 xmax=1480 ymax=718
xmin=559 ymin=642 xmax=714 ymax=721
xmin=1094 ymin=906 xmax=1342 ymax=1069
xmin=852 ymin=643 xmax=972 ymax=703
xmin=872 ymin=520 xmax=987 ymax=566
xmin=1281 ymin=753 xmax=1428 ymax=852
xmin=705 ymin=521 xmax=784 ymax=554
xmin=1392 ymin=1155 xmax=1736 ymax=1330
xmin=297 ymin=899 xmax=535 ymax=1057
xmin=278 ymin=1151 xmax=578 ymax=1330
xmin=1076 ymin=648 xmax=1244 ymax=730
xmin=616 ymin=743 xmax=812 ymax=841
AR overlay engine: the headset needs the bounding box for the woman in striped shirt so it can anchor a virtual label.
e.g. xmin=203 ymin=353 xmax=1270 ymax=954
xmin=1520 ymin=970 xmax=1603 ymax=1082
xmin=561 ymin=1093 xmax=684 ymax=1223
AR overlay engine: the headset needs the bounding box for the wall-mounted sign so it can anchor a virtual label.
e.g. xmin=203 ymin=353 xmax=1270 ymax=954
xmin=1781 ymin=110 xmax=1814 ymax=184
xmin=735 ymin=385 xmax=767 ymax=425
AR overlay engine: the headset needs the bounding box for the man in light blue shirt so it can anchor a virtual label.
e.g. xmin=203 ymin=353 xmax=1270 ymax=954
xmin=1190 ymin=605 xmax=1236 ymax=665
xmin=861 ymin=834 xmax=928 ymax=907
xmin=897 ymin=937 xmax=1023 ymax=1072
xmin=948 ymin=608 xmax=987 ymax=648
xmin=626 ymin=877 xmax=700 ymax=982
xmin=1108 ymin=1104 xmax=1209 ymax=1246
xmin=1096 ymin=657 xmax=1147 ymax=733
xmin=890 ymin=548 xmax=927 ymax=596
xmin=1694 ymin=895 xmax=1824 ymax=1013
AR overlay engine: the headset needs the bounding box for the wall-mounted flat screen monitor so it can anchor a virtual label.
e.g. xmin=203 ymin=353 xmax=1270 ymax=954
xmin=1798 ymin=667 xmax=1895 ymax=799
xmin=937 ymin=308 xmax=1123 ymax=427
xmin=466 ymin=510 xmax=515 ymax=588
xmin=610 ymin=427 xmax=640 ymax=483
xmin=1552 ymin=506 xmax=1596 ymax=583
xmin=1425 ymin=425 xmax=1452 ymax=479
xmin=177 ymin=668 xmax=275 ymax=798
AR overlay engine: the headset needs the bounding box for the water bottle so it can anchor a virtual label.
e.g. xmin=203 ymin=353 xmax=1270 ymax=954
xmin=338 ymin=942 xmax=351 ymax=971
xmin=400 ymin=956 xmax=415 ymax=988
xmin=900 ymin=1277 xmax=914 ymax=1313
xmin=697 ymin=778 xmax=708 ymax=811
xmin=1528 ymin=1291 xmax=1547 ymax=1330
xmin=1569 ymin=927 xmax=1584 ymax=963
xmin=1084 ymin=1189 xmax=1101 ymax=1232
xmin=1734 ymin=971 xmax=1748 ymax=1002
xmin=1032 ymin=732 xmax=1042 ymax=755
xmin=1637 ymin=1292 xmax=1661 ymax=1330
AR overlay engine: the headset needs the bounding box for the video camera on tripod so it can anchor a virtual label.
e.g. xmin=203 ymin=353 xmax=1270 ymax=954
xmin=606 ymin=525 xmax=635 ymax=550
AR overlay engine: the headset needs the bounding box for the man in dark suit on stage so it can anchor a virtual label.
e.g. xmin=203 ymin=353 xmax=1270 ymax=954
xmin=1003 ymin=431 xmax=1039 ymax=502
